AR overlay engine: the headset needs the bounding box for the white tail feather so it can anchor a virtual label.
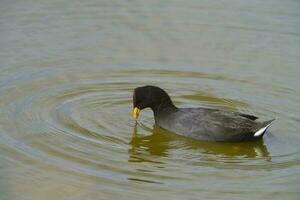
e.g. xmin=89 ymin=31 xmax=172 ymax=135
xmin=254 ymin=123 xmax=272 ymax=137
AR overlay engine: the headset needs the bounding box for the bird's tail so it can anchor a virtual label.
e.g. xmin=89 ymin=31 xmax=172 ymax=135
xmin=254 ymin=119 xmax=275 ymax=137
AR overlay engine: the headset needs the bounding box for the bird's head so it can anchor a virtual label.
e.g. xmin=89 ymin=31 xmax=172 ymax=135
xmin=132 ymin=85 xmax=175 ymax=120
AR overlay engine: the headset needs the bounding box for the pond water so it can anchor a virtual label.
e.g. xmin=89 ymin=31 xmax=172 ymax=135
xmin=0 ymin=0 xmax=300 ymax=199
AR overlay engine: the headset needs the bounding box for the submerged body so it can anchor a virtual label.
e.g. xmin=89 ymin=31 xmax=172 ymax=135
xmin=133 ymin=86 xmax=274 ymax=142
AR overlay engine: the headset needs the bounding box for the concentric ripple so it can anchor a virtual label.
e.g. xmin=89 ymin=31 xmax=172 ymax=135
xmin=0 ymin=67 xmax=299 ymax=199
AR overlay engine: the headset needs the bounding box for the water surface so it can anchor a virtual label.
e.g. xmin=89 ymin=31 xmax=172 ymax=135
xmin=1 ymin=0 xmax=300 ymax=199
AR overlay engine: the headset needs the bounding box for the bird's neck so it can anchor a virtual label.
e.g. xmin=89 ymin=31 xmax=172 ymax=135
xmin=151 ymin=97 xmax=177 ymax=115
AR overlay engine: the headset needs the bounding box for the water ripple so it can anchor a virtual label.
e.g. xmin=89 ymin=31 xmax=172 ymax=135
xmin=0 ymin=68 xmax=299 ymax=198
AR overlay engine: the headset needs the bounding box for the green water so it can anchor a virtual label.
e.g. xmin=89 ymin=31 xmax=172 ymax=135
xmin=1 ymin=0 xmax=300 ymax=199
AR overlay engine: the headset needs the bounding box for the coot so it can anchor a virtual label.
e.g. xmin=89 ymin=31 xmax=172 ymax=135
xmin=132 ymin=85 xmax=274 ymax=142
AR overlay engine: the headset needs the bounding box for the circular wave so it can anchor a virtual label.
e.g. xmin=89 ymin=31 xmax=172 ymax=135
xmin=0 ymin=67 xmax=299 ymax=194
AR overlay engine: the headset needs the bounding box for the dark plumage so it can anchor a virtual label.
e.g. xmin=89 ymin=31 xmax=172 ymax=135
xmin=132 ymin=85 xmax=275 ymax=142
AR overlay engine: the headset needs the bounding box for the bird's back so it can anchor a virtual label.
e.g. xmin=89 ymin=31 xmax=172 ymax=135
xmin=155 ymin=107 xmax=272 ymax=142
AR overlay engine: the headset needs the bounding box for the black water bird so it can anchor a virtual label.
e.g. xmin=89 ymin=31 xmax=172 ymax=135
xmin=132 ymin=85 xmax=274 ymax=142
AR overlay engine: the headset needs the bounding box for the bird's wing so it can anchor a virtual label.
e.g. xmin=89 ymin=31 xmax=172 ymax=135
xmin=176 ymin=108 xmax=255 ymax=132
xmin=236 ymin=113 xmax=258 ymax=121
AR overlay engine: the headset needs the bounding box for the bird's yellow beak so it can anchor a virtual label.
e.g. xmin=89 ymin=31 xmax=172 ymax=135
xmin=133 ymin=107 xmax=140 ymax=120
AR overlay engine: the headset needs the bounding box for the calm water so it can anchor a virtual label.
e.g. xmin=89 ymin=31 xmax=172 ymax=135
xmin=1 ymin=0 xmax=300 ymax=199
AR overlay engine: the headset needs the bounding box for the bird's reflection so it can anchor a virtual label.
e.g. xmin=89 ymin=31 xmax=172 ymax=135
xmin=129 ymin=122 xmax=270 ymax=163
xmin=128 ymin=122 xmax=169 ymax=163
